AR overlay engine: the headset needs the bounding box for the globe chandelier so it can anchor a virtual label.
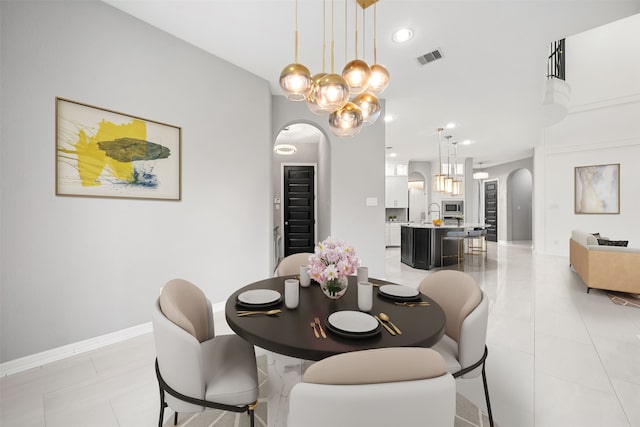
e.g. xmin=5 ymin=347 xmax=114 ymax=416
xmin=279 ymin=0 xmax=390 ymax=138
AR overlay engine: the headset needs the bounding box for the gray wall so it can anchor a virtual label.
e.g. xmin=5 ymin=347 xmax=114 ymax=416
xmin=0 ymin=1 xmax=272 ymax=362
xmin=271 ymin=97 xmax=386 ymax=279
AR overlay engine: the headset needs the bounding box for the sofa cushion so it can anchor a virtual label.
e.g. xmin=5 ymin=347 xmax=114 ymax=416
xmin=571 ymin=230 xmax=598 ymax=247
xmin=598 ymin=239 xmax=629 ymax=247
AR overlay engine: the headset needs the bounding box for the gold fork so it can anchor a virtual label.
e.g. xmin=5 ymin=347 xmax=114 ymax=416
xmin=310 ymin=322 xmax=320 ymax=338
xmin=314 ymin=317 xmax=327 ymax=338
xmin=394 ymin=302 xmax=430 ymax=307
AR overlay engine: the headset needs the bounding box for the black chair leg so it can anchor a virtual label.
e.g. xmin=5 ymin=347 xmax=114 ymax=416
xmin=482 ymin=362 xmax=494 ymax=427
xmin=173 ymin=411 xmax=178 ymax=425
xmin=249 ymin=407 xmax=255 ymax=427
xmin=158 ymin=387 xmax=166 ymax=427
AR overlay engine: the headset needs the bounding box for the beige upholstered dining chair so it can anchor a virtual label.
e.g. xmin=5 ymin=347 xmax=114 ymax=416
xmin=275 ymin=252 xmax=313 ymax=276
xmin=152 ymin=279 xmax=259 ymax=427
xmin=418 ymin=270 xmax=494 ymax=427
xmin=287 ymin=347 xmax=456 ymax=427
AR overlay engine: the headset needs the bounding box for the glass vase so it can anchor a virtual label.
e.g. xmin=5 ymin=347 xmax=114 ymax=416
xmin=320 ymin=276 xmax=349 ymax=300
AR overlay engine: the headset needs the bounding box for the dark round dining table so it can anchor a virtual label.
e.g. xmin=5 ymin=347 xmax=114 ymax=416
xmin=225 ymin=275 xmax=446 ymax=361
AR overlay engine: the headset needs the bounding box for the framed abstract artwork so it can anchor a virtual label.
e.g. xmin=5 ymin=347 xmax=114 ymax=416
xmin=574 ymin=163 xmax=619 ymax=214
xmin=56 ymin=97 xmax=181 ymax=200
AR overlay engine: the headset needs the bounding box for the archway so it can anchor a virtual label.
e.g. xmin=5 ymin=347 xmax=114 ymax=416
xmin=272 ymin=123 xmax=331 ymax=268
xmin=506 ymin=168 xmax=532 ymax=242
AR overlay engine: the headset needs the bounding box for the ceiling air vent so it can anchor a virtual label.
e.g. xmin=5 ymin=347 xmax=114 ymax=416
xmin=416 ymin=49 xmax=443 ymax=66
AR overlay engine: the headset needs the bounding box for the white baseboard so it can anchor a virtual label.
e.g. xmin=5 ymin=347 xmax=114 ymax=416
xmin=0 ymin=322 xmax=153 ymax=377
xmin=2 ymin=301 xmax=240 ymax=377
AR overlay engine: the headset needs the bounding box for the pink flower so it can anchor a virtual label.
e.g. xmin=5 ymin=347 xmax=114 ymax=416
xmin=308 ymin=236 xmax=359 ymax=285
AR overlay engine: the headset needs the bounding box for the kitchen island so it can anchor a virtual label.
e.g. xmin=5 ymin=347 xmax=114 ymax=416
xmin=400 ymin=223 xmax=485 ymax=270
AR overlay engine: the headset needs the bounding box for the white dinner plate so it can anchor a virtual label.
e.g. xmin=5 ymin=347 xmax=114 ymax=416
xmin=328 ymin=311 xmax=378 ymax=334
xmin=378 ymin=284 xmax=419 ymax=298
xmin=237 ymin=289 xmax=281 ymax=305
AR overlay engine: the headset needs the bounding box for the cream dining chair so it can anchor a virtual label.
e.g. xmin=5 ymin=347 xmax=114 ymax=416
xmin=275 ymin=252 xmax=313 ymax=276
xmin=152 ymin=279 xmax=259 ymax=427
xmin=288 ymin=347 xmax=456 ymax=427
xmin=418 ymin=270 xmax=494 ymax=427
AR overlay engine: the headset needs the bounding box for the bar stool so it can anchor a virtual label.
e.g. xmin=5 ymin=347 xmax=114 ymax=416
xmin=465 ymin=228 xmax=487 ymax=263
xmin=441 ymin=231 xmax=465 ymax=270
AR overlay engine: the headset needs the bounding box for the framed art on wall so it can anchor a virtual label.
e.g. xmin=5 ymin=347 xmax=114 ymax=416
xmin=574 ymin=163 xmax=619 ymax=214
xmin=56 ymin=97 xmax=181 ymax=200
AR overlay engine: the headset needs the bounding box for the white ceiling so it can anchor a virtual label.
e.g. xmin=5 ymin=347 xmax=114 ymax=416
xmin=104 ymin=0 xmax=640 ymax=167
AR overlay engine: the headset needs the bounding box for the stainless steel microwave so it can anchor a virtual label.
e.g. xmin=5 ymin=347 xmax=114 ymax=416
xmin=443 ymin=200 xmax=463 ymax=214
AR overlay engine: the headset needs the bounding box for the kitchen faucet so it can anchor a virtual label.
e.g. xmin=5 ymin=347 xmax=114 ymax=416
xmin=427 ymin=202 xmax=441 ymax=220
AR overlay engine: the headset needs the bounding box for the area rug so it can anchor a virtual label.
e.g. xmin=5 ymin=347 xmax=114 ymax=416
xmin=607 ymin=291 xmax=640 ymax=309
xmin=168 ymin=355 xmax=496 ymax=427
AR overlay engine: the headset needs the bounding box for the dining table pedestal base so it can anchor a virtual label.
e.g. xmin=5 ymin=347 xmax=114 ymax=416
xmin=265 ymin=350 xmax=312 ymax=427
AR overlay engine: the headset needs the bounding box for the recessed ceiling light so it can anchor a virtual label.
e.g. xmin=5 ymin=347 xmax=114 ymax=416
xmin=389 ymin=152 xmax=397 ymax=158
xmin=384 ymin=114 xmax=397 ymax=123
xmin=462 ymin=139 xmax=474 ymax=145
xmin=446 ymin=122 xmax=456 ymax=129
xmin=392 ymin=28 xmax=414 ymax=43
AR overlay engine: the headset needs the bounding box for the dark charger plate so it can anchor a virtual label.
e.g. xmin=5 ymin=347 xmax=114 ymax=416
xmin=377 ymin=290 xmax=422 ymax=302
xmin=235 ymin=296 xmax=283 ymax=310
xmin=324 ymin=316 xmax=382 ymax=339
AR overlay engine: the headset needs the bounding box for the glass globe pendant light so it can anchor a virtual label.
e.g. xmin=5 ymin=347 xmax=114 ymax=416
xmin=329 ymin=102 xmax=364 ymax=137
xmin=451 ymin=141 xmax=463 ymax=196
xmin=279 ymin=0 xmax=312 ymax=101
xmin=316 ymin=0 xmax=350 ymax=113
xmin=306 ymin=73 xmax=329 ymax=115
xmin=343 ymin=59 xmax=371 ymax=95
xmin=443 ymin=135 xmax=454 ymax=194
xmin=368 ymin=4 xmax=389 ymax=94
xmin=352 ymin=91 xmax=380 ymax=125
xmin=342 ymin=1 xmax=370 ymax=95
xmin=433 ymin=128 xmax=447 ymax=192
xmin=306 ymin=0 xmax=329 ymax=115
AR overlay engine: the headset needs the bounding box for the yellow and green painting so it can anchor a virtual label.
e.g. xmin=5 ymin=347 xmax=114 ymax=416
xmin=56 ymin=98 xmax=181 ymax=200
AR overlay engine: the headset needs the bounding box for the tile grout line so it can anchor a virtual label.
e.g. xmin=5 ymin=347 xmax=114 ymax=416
xmin=576 ymin=293 xmax=633 ymax=427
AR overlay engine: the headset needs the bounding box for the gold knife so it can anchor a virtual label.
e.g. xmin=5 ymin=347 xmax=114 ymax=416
xmin=374 ymin=315 xmax=396 ymax=336
xmin=314 ymin=317 xmax=327 ymax=339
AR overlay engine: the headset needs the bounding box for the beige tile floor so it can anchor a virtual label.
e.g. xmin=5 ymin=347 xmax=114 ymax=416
xmin=1 ymin=242 xmax=639 ymax=427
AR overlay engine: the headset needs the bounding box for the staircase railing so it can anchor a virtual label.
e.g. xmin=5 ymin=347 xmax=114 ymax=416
xmin=547 ymin=39 xmax=565 ymax=80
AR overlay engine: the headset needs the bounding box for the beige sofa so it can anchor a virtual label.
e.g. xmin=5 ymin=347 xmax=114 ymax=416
xmin=570 ymin=230 xmax=640 ymax=294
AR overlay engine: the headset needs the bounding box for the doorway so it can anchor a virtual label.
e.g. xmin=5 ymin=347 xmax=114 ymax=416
xmin=484 ymin=180 xmax=498 ymax=242
xmin=283 ymin=165 xmax=316 ymax=255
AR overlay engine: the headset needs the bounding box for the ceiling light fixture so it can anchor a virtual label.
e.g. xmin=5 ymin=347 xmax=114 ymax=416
xmin=392 ymin=28 xmax=413 ymax=43
xmin=433 ymin=128 xmax=447 ymax=193
xmin=280 ymin=0 xmax=389 ymax=137
xmin=446 ymin=122 xmax=456 ymax=129
xmin=443 ymin=135 xmax=454 ymax=194
xmin=274 ymin=144 xmax=297 ymax=155
xmin=451 ymin=141 xmax=463 ymax=196
xmin=279 ymin=0 xmax=312 ymax=101
xmin=473 ymin=171 xmax=489 ymax=180
xmin=384 ymin=114 xmax=396 ymax=123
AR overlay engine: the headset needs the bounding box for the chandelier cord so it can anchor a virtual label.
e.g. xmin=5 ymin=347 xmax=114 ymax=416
xmin=373 ymin=3 xmax=377 ymax=64
xmin=322 ymin=0 xmax=326 ymax=72
xmin=294 ymin=0 xmax=299 ymax=63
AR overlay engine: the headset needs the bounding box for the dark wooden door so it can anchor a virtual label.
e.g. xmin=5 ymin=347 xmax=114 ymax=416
xmin=284 ymin=166 xmax=315 ymax=256
xmin=484 ymin=181 xmax=498 ymax=242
